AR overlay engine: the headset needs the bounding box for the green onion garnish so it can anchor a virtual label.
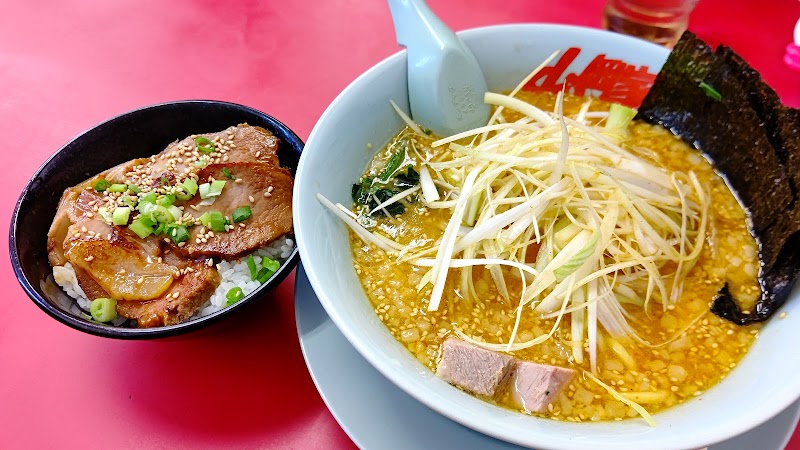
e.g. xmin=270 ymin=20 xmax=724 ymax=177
xmin=262 ymin=257 xmax=280 ymax=273
xmin=194 ymin=159 xmax=207 ymax=168
xmin=198 ymin=183 xmax=211 ymax=199
xmin=210 ymin=180 xmax=226 ymax=195
xmin=129 ymin=218 xmax=153 ymax=239
xmin=175 ymin=189 xmax=193 ymax=201
xmin=122 ymin=195 xmax=137 ymax=209
xmin=222 ymin=167 xmax=235 ymax=180
xmin=195 ymin=136 xmax=216 ymax=153
xmin=199 ymin=180 xmax=226 ymax=199
xmin=127 ymin=184 xmax=141 ymax=194
xmin=90 ymin=297 xmax=117 ymax=322
xmin=140 ymin=192 xmax=157 ymax=205
xmin=169 ymin=224 xmax=190 ymax=244
xmin=225 ymin=287 xmax=245 ymax=306
xmin=699 ymin=81 xmax=722 ymax=101
xmin=246 ymin=254 xmax=258 ymax=280
xmin=154 ymin=222 xmax=166 ymax=235
xmin=151 ymin=205 xmax=174 ymax=224
xmin=157 ymin=194 xmax=176 ymax=207
xmin=255 ymin=258 xmax=280 ymax=284
xmin=93 ymin=179 xmax=111 ymax=192
xmin=199 ymin=210 xmax=226 ymax=232
xmin=108 ymin=183 xmax=127 ymax=193
xmin=232 ymin=206 xmax=252 ymax=223
xmin=183 ymin=178 xmax=198 ymax=195
xmin=112 ymin=207 xmax=131 ymax=226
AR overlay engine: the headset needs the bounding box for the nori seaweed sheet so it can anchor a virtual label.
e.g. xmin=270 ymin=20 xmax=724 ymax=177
xmin=635 ymin=32 xmax=800 ymax=325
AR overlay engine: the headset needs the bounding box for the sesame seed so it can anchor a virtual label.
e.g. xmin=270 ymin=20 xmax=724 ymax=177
xmin=206 ymin=258 xmax=213 ymax=266
xmin=234 ymin=178 xmax=243 ymax=184
xmin=172 ymin=292 xmax=180 ymax=299
xmin=137 ymin=277 xmax=145 ymax=285
xmin=267 ymin=186 xmax=274 ymax=193
xmin=239 ymin=223 xmax=246 ymax=228
xmin=86 ymin=212 xmax=94 ymax=218
xmin=264 ymin=191 xmax=271 ymax=197
xmin=84 ymin=255 xmax=94 ymax=262
xmin=81 ymin=226 xmax=88 ymax=233
xmin=248 ymin=195 xmax=255 ymax=203
xmin=73 ymin=232 xmax=81 ymax=238
xmin=780 ymin=312 xmax=787 ymax=319
xmin=178 ymin=242 xmax=186 ymax=247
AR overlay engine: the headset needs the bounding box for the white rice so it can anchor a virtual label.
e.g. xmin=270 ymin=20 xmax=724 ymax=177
xmin=52 ymin=235 xmax=294 ymax=325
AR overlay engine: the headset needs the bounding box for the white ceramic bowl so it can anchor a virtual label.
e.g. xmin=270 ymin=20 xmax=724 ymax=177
xmin=293 ymin=24 xmax=800 ymax=450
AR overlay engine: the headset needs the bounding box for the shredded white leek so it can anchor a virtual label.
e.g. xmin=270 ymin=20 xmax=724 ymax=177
xmin=317 ymin=55 xmax=713 ymax=425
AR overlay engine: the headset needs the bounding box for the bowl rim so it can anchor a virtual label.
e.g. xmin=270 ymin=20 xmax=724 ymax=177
xmin=295 ymin=23 xmax=800 ymax=449
xmin=10 ymin=99 xmax=302 ymax=339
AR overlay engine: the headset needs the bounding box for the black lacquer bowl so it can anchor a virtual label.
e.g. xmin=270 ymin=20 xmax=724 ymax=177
xmin=10 ymin=101 xmax=302 ymax=339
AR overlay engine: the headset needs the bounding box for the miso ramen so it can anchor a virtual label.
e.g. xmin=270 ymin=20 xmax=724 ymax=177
xmin=327 ymin=91 xmax=760 ymax=424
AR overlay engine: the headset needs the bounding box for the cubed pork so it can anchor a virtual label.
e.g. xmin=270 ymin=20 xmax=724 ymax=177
xmin=436 ymin=338 xmax=515 ymax=398
xmin=509 ymin=361 xmax=575 ymax=413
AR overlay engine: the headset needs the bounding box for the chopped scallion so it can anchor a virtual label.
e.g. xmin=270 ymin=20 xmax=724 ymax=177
xmin=225 ymin=287 xmax=244 ymax=305
xmin=198 ymin=182 xmax=211 ymax=199
xmin=200 ymin=210 xmax=226 ymax=232
xmin=246 ymin=254 xmax=258 ymax=280
xmin=129 ymin=218 xmax=153 ymax=239
xmin=93 ymin=179 xmax=110 ymax=192
xmin=209 ymin=179 xmax=226 ymax=195
xmin=222 ymin=167 xmax=235 ymax=180
xmin=195 ymin=136 xmax=216 ymax=153
xmin=167 ymin=205 xmax=182 ymax=222
xmin=157 ymin=194 xmax=176 ymax=207
xmin=151 ymin=205 xmax=174 ymax=223
xmin=183 ymin=178 xmax=198 ymax=195
xmin=169 ymin=224 xmax=190 ymax=244
xmin=90 ymin=297 xmax=117 ymax=322
xmin=108 ymin=183 xmax=127 ymax=193
xmin=112 ymin=207 xmax=131 ymax=226
xmin=232 ymin=206 xmax=252 ymax=223
xmin=127 ymin=184 xmax=141 ymax=194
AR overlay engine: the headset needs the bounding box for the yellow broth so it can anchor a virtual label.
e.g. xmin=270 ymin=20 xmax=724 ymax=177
xmin=349 ymin=92 xmax=761 ymax=422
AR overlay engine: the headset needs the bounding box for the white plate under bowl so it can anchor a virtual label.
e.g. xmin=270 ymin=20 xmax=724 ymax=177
xmin=295 ymin=265 xmax=800 ymax=450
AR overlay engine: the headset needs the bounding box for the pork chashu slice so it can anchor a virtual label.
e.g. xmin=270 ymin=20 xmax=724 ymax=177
xmin=143 ymin=124 xmax=280 ymax=184
xmin=172 ymin=162 xmax=293 ymax=258
xmin=74 ymin=252 xmax=220 ymax=327
xmin=48 ymin=186 xmax=220 ymax=326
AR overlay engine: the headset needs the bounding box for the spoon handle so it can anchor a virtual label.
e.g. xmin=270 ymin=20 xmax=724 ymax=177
xmin=387 ymin=0 xmax=490 ymax=136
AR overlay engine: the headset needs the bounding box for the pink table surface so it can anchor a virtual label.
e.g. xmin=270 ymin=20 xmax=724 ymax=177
xmin=2 ymin=1 xmax=799 ymax=449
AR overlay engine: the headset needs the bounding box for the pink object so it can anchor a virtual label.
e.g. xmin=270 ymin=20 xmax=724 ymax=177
xmin=509 ymin=362 xmax=576 ymax=413
xmin=785 ymin=43 xmax=800 ymax=71
xmin=1 ymin=0 xmax=799 ymax=448
xmin=436 ymin=338 xmax=515 ymax=398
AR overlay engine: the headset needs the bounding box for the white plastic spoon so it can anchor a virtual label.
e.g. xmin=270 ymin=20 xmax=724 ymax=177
xmin=387 ymin=0 xmax=490 ymax=136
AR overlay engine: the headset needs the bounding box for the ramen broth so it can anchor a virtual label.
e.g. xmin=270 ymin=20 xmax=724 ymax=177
xmin=349 ymin=92 xmax=760 ymax=422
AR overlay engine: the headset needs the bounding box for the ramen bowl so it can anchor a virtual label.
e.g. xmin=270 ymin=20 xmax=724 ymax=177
xmin=293 ymin=24 xmax=800 ymax=449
